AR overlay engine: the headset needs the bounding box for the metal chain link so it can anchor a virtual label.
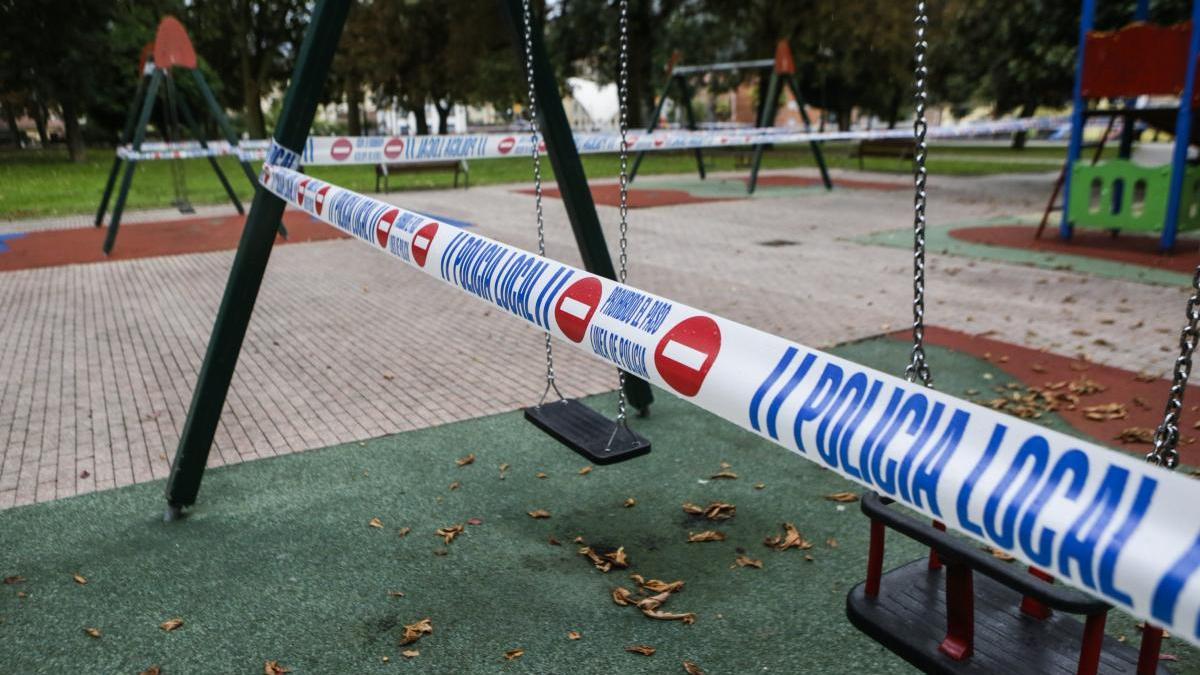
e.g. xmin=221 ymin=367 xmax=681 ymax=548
xmin=1148 ymin=267 xmax=1200 ymax=469
xmin=521 ymin=0 xmax=562 ymax=405
xmin=906 ymin=0 xmax=933 ymax=388
xmin=614 ymin=0 xmax=632 ymax=425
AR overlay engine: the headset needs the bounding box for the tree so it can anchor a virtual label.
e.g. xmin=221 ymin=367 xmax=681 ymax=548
xmin=188 ymin=0 xmax=307 ymax=138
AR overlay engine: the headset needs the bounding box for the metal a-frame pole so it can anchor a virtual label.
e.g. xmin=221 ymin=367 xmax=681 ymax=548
xmin=96 ymin=69 xmax=152 ymax=228
xmin=628 ymin=75 xmax=675 ymax=183
xmin=499 ymin=0 xmax=654 ymax=415
xmin=677 ymin=77 xmax=706 ymax=180
xmin=174 ymin=86 xmax=245 ymax=215
xmin=747 ymin=69 xmax=781 ymax=194
xmin=163 ymin=0 xmax=351 ymax=520
xmin=748 ymin=41 xmax=831 ymax=194
xmin=783 ymin=75 xmax=832 ymax=190
xmin=191 ymin=68 xmax=288 ymax=237
xmin=103 ymin=68 xmax=163 ymax=254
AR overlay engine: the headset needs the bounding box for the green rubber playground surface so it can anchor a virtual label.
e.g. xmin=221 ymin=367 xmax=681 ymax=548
xmin=0 ymin=337 xmax=1195 ymax=674
xmin=857 ymin=216 xmax=1198 ymax=287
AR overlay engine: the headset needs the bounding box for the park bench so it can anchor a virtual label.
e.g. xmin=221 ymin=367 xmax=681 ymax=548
xmin=854 ymin=138 xmax=914 ymax=168
xmin=375 ymin=159 xmax=469 ymax=192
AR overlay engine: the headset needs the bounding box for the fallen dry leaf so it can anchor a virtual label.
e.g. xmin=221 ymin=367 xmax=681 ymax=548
xmin=734 ymin=555 xmax=763 ymax=569
xmin=683 ymin=660 xmax=705 ymax=674
xmin=642 ymin=609 xmax=697 ymax=624
xmin=73 ymin=573 xmax=88 ymax=586
xmin=624 ymin=497 xmax=637 ymax=508
xmin=612 ymin=586 xmax=636 ymax=606
xmin=397 ymin=527 xmax=412 ymax=538
xmin=826 ymin=537 xmax=839 ymax=549
xmin=548 ymin=536 xmax=561 ymax=546
xmin=456 ymin=453 xmax=475 ymax=467
xmin=985 ymin=547 xmax=1015 ymax=562
xmin=499 ymin=463 xmax=510 ymax=479
xmin=2 ymin=575 xmax=25 ymax=585
xmin=368 ymin=517 xmax=384 ymax=529
xmin=387 ymin=591 xmax=405 ymax=598
xmin=579 ymin=466 xmax=593 ymax=475
xmin=264 ymin=660 xmax=292 ymax=675
xmin=504 ymin=648 xmax=525 ymax=661
xmin=626 ymin=645 xmax=657 ymax=656
xmin=682 ymin=501 xmax=736 ymax=521
xmin=568 ymin=630 xmax=582 ymax=640
xmin=436 ymin=524 xmax=464 ymax=545
xmin=159 ymin=618 xmax=184 ymax=632
xmin=83 ymin=627 xmax=102 ymax=639
xmin=631 ymin=575 xmax=685 ymax=593
xmin=764 ymin=523 xmax=813 ymax=551
xmin=1031 ymin=363 xmax=1047 ymax=373
xmin=636 ymin=590 xmax=675 ymax=612
xmin=448 ymin=481 xmax=461 ymax=491
xmin=467 ymin=518 xmax=483 ymax=526
xmin=688 ymin=530 xmax=726 ymax=543
xmin=580 ymin=546 xmax=629 ymax=572
xmin=754 ymin=483 xmax=765 ymax=490
xmin=536 ymin=472 xmax=548 ymax=479
xmin=573 ymin=536 xmax=586 ymax=544
xmin=824 ymin=492 xmax=859 ymax=503
xmin=399 ymin=618 xmax=433 ymax=645
xmin=139 ymin=667 xmax=161 ymax=675
xmin=710 ymin=470 xmax=738 ymax=480
xmin=528 ymin=509 xmax=551 ymax=519
xmin=382 ymin=372 xmax=395 ymax=381
xmin=401 ymin=649 xmax=419 ymax=659
xmin=1082 ymin=402 xmax=1127 ymax=421
xmin=1116 ymin=427 xmax=1155 ymax=444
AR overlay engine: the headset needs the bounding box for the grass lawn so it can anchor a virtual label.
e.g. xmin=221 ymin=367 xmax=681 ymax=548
xmin=0 ymin=141 xmax=1077 ymax=221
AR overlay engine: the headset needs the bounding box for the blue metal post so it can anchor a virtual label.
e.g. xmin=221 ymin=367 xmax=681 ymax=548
xmin=1060 ymin=0 xmax=1097 ymax=240
xmin=1135 ymin=0 xmax=1149 ymax=20
xmin=1162 ymin=0 xmax=1200 ymax=251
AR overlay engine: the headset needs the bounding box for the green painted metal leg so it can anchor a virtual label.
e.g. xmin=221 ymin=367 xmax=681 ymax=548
xmin=104 ymin=70 xmax=163 ymax=254
xmin=629 ymin=75 xmax=674 ymax=184
xmin=163 ymin=0 xmax=352 ymax=518
xmin=501 ymin=0 xmax=653 ymax=414
xmin=96 ymin=74 xmax=151 ymax=227
xmin=175 ymin=88 xmax=244 ymax=215
xmin=190 ymin=68 xmax=286 ymax=237
xmin=786 ymin=75 xmax=831 ymax=190
xmin=678 ymin=78 xmax=705 ymax=180
xmin=748 ymin=72 xmax=782 ymax=195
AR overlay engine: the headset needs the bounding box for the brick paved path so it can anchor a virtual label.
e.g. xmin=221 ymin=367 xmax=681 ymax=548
xmin=0 ymin=167 xmax=1191 ymax=508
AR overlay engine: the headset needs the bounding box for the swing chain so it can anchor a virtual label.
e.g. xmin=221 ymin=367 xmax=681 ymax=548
xmin=905 ymin=0 xmax=933 ymax=388
xmin=1149 ymin=265 xmax=1200 ymax=469
xmin=614 ymin=0 xmax=632 ymax=425
xmin=521 ymin=0 xmax=562 ymax=405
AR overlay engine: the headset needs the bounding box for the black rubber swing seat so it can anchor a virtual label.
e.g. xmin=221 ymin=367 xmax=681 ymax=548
xmin=524 ymin=398 xmax=650 ymax=464
xmin=846 ymin=493 xmax=1169 ymax=675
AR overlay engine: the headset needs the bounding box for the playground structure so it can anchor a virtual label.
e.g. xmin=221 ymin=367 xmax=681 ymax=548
xmin=1060 ymin=0 xmax=1200 ymax=251
xmin=94 ymin=16 xmax=265 ymax=255
xmin=136 ymin=3 xmax=1200 ymax=673
xmin=630 ymin=40 xmax=832 ymax=194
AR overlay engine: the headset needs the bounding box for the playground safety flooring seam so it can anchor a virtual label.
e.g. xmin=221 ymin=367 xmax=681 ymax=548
xmin=0 ymin=167 xmax=1194 ymax=509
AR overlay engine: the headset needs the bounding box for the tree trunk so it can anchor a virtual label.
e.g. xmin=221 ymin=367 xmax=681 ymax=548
xmin=3 ymin=103 xmax=21 ymax=147
xmin=434 ymin=99 xmax=451 ymax=134
xmin=240 ymin=48 xmax=267 ymax=138
xmin=346 ymin=84 xmax=362 ymax=136
xmin=62 ymin=97 xmax=86 ymax=162
xmin=886 ymin=88 xmax=902 ymax=129
xmin=1010 ymin=102 xmax=1036 ymax=149
xmin=413 ymin=105 xmax=429 ymax=135
xmin=32 ymin=101 xmax=49 ymax=145
xmin=837 ymin=103 xmax=852 ymax=131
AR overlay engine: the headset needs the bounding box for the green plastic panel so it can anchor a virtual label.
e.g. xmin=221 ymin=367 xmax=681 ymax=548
xmin=1068 ymin=159 xmax=1200 ymax=232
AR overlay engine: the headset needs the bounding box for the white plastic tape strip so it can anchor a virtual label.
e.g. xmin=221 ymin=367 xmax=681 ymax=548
xmin=296 ymin=116 xmax=1067 ymax=166
xmin=257 ymin=162 xmax=1200 ymax=645
xmin=115 ymin=140 xmax=270 ymax=162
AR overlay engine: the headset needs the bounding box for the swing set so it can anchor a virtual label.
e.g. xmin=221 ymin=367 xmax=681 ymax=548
xmin=630 ymin=40 xmax=833 ymax=194
xmin=158 ymin=0 xmax=1200 ymax=671
xmin=94 ymin=16 xmax=268 ymax=256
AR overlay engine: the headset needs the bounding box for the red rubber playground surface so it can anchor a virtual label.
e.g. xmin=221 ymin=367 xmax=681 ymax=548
xmin=898 ymin=326 xmax=1200 ymax=466
xmin=747 ymin=175 xmax=907 ymax=191
xmin=0 ymin=210 xmax=347 ymax=272
xmin=950 ymin=224 xmax=1200 ymax=273
xmin=519 ymin=175 xmax=905 ymax=209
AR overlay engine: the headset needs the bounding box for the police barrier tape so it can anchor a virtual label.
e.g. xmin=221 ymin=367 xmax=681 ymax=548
xmin=116 ymin=116 xmax=1065 ymax=164
xmin=295 ymin=116 xmax=1065 ymax=165
xmin=256 ymin=160 xmax=1200 ymax=644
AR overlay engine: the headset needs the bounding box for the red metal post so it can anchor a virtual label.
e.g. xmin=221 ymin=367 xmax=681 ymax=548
xmin=1020 ymin=566 xmax=1054 ymax=619
xmin=1136 ymin=623 xmax=1164 ymax=675
xmin=929 ymin=520 xmax=946 ymax=571
xmin=1077 ymin=612 xmax=1107 ymax=675
xmin=866 ymin=520 xmax=885 ymax=598
xmin=938 ymin=562 xmax=975 ymax=661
